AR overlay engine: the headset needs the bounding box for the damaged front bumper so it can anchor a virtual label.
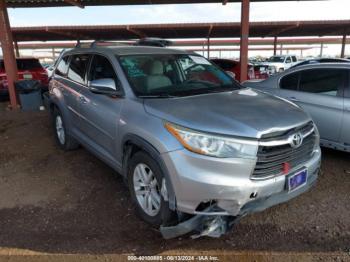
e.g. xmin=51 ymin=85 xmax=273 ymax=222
xmin=160 ymin=147 xmax=321 ymax=239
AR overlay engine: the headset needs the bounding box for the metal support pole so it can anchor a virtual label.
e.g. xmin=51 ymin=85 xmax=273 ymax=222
xmin=280 ymin=44 xmax=283 ymax=55
xmin=207 ymin=37 xmax=210 ymax=59
xmin=320 ymin=43 xmax=324 ymax=57
xmin=0 ymin=1 xmax=19 ymax=109
xmin=14 ymin=41 xmax=20 ymax=58
xmin=341 ymin=34 xmax=346 ymax=58
xmin=52 ymin=47 xmax=55 ymax=60
xmin=273 ymin=36 xmax=277 ymax=56
xmin=239 ymin=0 xmax=250 ymax=82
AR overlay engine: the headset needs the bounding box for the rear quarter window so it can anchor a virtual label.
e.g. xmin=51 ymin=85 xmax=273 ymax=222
xmin=55 ymin=56 xmax=70 ymax=77
xmin=67 ymin=54 xmax=90 ymax=85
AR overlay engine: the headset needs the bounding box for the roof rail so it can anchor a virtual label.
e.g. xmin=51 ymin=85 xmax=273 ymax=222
xmin=135 ymin=38 xmax=172 ymax=47
xmin=74 ymin=40 xmax=132 ymax=48
xmin=90 ymin=40 xmax=132 ymax=48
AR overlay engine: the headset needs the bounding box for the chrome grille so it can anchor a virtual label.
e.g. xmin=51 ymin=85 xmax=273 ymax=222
xmin=252 ymin=122 xmax=316 ymax=180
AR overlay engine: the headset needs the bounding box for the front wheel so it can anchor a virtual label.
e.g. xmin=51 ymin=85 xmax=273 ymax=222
xmin=128 ymin=151 xmax=176 ymax=226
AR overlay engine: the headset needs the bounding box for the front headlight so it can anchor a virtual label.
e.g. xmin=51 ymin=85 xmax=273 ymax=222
xmin=164 ymin=122 xmax=258 ymax=158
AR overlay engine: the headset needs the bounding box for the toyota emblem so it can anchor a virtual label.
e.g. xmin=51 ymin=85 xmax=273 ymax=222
xmin=290 ymin=132 xmax=303 ymax=148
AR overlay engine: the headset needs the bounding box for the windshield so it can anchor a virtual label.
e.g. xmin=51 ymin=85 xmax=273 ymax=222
xmin=268 ymin=56 xmax=285 ymax=63
xmin=118 ymin=54 xmax=240 ymax=97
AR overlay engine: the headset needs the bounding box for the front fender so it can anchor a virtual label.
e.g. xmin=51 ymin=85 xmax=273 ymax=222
xmin=121 ymin=134 xmax=177 ymax=211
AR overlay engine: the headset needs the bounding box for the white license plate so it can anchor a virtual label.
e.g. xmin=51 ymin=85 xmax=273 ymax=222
xmin=23 ymin=74 xmax=32 ymax=79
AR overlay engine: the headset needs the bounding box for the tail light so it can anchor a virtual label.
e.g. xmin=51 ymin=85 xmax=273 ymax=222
xmin=0 ymin=75 xmax=8 ymax=90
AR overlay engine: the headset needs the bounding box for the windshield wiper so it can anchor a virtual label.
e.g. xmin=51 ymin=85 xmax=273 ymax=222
xmin=138 ymin=94 xmax=178 ymax=98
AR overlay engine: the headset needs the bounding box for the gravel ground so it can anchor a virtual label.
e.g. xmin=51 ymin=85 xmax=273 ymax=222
xmin=0 ymin=105 xmax=349 ymax=261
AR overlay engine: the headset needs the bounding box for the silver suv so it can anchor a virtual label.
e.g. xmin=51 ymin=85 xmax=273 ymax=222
xmin=48 ymin=44 xmax=321 ymax=239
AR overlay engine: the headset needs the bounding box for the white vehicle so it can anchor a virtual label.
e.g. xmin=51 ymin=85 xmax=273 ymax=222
xmin=267 ymin=55 xmax=298 ymax=72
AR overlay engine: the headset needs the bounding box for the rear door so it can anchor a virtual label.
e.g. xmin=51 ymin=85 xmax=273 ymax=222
xmin=78 ymin=54 xmax=124 ymax=165
xmin=64 ymin=54 xmax=91 ymax=133
xmin=279 ymin=68 xmax=345 ymax=142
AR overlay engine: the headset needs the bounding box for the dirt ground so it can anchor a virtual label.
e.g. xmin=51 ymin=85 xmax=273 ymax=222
xmin=0 ymin=102 xmax=349 ymax=261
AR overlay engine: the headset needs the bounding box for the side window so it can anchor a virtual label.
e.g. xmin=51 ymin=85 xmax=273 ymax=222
xmin=285 ymin=57 xmax=292 ymax=63
xmin=55 ymin=56 xmax=70 ymax=77
xmin=292 ymin=56 xmax=297 ymax=62
xmin=89 ymin=55 xmax=118 ymax=87
xmin=67 ymin=54 xmax=90 ymax=85
xmin=299 ymin=69 xmax=346 ymax=96
xmin=280 ymin=72 xmax=299 ymax=90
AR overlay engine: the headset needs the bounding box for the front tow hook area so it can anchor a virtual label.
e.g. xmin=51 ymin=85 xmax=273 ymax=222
xmin=160 ymin=210 xmax=243 ymax=239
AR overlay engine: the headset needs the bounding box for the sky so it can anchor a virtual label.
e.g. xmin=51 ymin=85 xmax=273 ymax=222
xmin=7 ymin=0 xmax=350 ymax=26
xmin=5 ymin=0 xmax=350 ymax=59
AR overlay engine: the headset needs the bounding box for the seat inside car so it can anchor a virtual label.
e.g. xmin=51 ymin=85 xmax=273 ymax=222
xmin=145 ymin=60 xmax=172 ymax=91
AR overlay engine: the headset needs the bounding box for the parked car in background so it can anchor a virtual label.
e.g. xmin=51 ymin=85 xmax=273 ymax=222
xmin=48 ymin=45 xmax=320 ymax=239
xmin=290 ymin=58 xmax=350 ymax=69
xmin=266 ymin=55 xmax=298 ymax=72
xmin=0 ymin=58 xmax=49 ymax=95
xmin=243 ymin=63 xmax=350 ymax=152
xmin=210 ymin=58 xmax=256 ymax=80
xmin=253 ymin=64 xmax=277 ymax=79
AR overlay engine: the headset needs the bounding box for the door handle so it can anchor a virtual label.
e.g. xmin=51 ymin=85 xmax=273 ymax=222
xmin=79 ymin=96 xmax=88 ymax=104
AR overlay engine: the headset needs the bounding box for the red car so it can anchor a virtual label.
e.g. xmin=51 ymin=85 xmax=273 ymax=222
xmin=210 ymin=58 xmax=268 ymax=81
xmin=0 ymin=58 xmax=49 ymax=95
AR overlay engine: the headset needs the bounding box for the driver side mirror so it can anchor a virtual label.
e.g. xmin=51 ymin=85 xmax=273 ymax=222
xmin=89 ymin=78 xmax=122 ymax=96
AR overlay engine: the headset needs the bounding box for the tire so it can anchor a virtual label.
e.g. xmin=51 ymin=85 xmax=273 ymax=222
xmin=278 ymin=68 xmax=284 ymax=73
xmin=128 ymin=151 xmax=176 ymax=226
xmin=52 ymin=108 xmax=79 ymax=151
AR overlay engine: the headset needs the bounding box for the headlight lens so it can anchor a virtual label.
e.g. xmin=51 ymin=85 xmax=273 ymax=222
xmin=164 ymin=122 xmax=258 ymax=158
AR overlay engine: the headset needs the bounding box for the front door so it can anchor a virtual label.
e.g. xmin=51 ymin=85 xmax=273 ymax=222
xmin=78 ymin=54 xmax=124 ymax=165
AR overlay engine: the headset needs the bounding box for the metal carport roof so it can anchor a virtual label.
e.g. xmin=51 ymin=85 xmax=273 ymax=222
xmin=10 ymin=20 xmax=350 ymax=42
xmin=0 ymin=0 xmax=326 ymax=108
xmin=5 ymin=0 xmax=318 ymax=8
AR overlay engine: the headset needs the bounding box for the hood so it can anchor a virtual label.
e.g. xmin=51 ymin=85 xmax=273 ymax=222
xmin=144 ymin=88 xmax=310 ymax=139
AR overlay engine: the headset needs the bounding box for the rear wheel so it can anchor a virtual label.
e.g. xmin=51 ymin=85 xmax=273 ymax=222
xmin=128 ymin=151 xmax=176 ymax=226
xmin=52 ymin=108 xmax=79 ymax=151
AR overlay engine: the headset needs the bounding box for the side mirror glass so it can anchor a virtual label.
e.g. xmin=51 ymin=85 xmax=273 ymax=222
xmin=89 ymin=78 xmax=121 ymax=96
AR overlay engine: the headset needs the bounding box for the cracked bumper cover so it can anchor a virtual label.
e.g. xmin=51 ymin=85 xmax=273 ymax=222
xmin=160 ymin=147 xmax=321 ymax=239
xmin=161 ymin=146 xmax=321 ymax=216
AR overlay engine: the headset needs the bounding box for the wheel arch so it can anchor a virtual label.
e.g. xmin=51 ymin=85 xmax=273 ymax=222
xmin=121 ymin=134 xmax=177 ymax=211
